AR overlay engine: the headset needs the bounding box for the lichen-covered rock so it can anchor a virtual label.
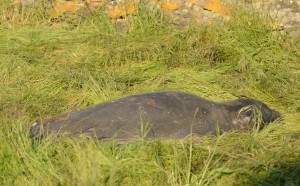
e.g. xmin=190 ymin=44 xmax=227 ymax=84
xmin=203 ymin=0 xmax=231 ymax=16
xmin=252 ymin=0 xmax=300 ymax=48
xmin=161 ymin=0 xmax=179 ymax=10
xmin=53 ymin=1 xmax=85 ymax=16
xmin=11 ymin=0 xmax=300 ymax=45
xmin=86 ymin=0 xmax=104 ymax=11
xmin=106 ymin=0 xmax=138 ymax=19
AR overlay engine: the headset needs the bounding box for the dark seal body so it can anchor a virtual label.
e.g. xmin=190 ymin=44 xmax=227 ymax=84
xmin=30 ymin=91 xmax=282 ymax=140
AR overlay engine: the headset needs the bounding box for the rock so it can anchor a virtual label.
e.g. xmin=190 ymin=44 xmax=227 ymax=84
xmin=86 ymin=0 xmax=104 ymax=11
xmin=20 ymin=0 xmax=36 ymax=6
xmin=173 ymin=16 xmax=190 ymax=27
xmin=10 ymin=0 xmax=300 ymax=47
xmin=115 ymin=18 xmax=126 ymax=33
xmin=161 ymin=0 xmax=179 ymax=10
xmin=203 ymin=0 xmax=231 ymax=17
xmin=106 ymin=2 xmax=137 ymax=19
xmin=252 ymin=0 xmax=300 ymax=48
xmin=53 ymin=1 xmax=85 ymax=16
xmin=175 ymin=9 xmax=192 ymax=18
xmin=145 ymin=0 xmax=161 ymax=9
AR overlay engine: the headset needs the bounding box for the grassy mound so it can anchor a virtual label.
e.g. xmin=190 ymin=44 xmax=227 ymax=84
xmin=0 ymin=2 xmax=299 ymax=185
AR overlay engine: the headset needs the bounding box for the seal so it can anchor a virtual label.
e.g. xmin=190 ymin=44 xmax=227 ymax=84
xmin=30 ymin=91 xmax=282 ymax=140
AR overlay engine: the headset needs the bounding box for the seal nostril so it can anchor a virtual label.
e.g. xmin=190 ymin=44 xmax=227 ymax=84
xmin=275 ymin=110 xmax=282 ymax=118
xmin=270 ymin=110 xmax=282 ymax=122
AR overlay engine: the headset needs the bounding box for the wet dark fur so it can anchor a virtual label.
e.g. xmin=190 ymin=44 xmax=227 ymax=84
xmin=30 ymin=91 xmax=282 ymax=140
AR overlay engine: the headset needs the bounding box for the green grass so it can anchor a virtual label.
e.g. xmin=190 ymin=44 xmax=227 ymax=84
xmin=0 ymin=2 xmax=300 ymax=185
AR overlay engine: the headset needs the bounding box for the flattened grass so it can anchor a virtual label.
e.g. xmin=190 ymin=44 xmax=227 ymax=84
xmin=0 ymin=2 xmax=299 ymax=185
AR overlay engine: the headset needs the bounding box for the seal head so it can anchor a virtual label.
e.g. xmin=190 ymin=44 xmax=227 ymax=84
xmin=224 ymin=98 xmax=282 ymax=130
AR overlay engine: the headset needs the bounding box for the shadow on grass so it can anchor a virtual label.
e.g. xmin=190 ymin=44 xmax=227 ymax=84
xmin=254 ymin=161 xmax=300 ymax=186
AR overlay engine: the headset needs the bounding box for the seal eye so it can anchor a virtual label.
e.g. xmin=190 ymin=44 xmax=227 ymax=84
xmin=237 ymin=105 xmax=265 ymax=129
xmin=237 ymin=105 xmax=256 ymax=117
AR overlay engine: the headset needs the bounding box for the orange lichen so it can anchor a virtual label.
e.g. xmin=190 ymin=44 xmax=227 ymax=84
xmin=107 ymin=4 xmax=136 ymax=18
xmin=186 ymin=0 xmax=198 ymax=5
xmin=203 ymin=0 xmax=231 ymax=16
xmin=207 ymin=19 xmax=212 ymax=25
xmin=161 ymin=1 xmax=178 ymax=11
xmin=53 ymin=1 xmax=83 ymax=15
xmin=148 ymin=0 xmax=160 ymax=2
